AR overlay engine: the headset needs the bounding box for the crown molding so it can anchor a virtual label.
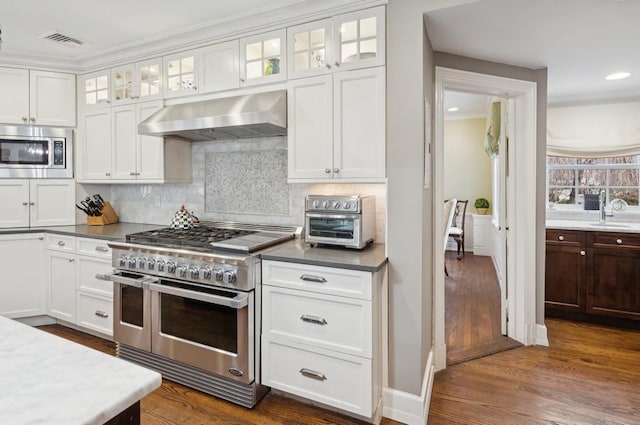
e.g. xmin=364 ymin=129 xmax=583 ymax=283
xmin=1 ymin=0 xmax=384 ymax=74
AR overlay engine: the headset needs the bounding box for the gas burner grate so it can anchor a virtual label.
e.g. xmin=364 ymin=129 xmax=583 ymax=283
xmin=126 ymin=226 xmax=258 ymax=251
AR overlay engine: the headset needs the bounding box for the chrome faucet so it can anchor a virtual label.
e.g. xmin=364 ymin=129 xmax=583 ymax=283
xmin=599 ymin=190 xmax=613 ymax=224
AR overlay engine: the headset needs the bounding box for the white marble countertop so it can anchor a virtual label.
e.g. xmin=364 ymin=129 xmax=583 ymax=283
xmin=0 ymin=316 xmax=161 ymax=425
xmin=546 ymin=219 xmax=640 ymax=233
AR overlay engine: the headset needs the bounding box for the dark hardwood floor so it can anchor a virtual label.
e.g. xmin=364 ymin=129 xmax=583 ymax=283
xmin=429 ymin=318 xmax=640 ymax=424
xmin=38 ymin=325 xmax=402 ymax=425
xmin=445 ymin=251 xmax=521 ymax=365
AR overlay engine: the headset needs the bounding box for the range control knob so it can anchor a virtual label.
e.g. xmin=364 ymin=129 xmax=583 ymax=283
xmin=177 ymin=265 xmax=188 ymax=278
xmin=322 ymin=200 xmax=330 ymax=209
xmin=137 ymin=257 xmax=147 ymax=268
xmin=189 ymin=267 xmax=200 ymax=279
xmin=344 ymin=201 xmax=354 ymax=210
xmin=213 ymin=268 xmax=224 ymax=281
xmin=201 ymin=267 xmax=212 ymax=280
xmin=147 ymin=259 xmax=156 ymax=270
xmin=127 ymin=257 xmax=137 ymax=268
xmin=157 ymin=260 xmax=166 ymax=272
xmin=119 ymin=256 xmax=127 ymax=267
xmin=223 ymin=270 xmax=237 ymax=284
xmin=166 ymin=262 xmax=177 ymax=273
xmin=312 ymin=200 xmax=320 ymax=209
xmin=333 ymin=201 xmax=341 ymax=209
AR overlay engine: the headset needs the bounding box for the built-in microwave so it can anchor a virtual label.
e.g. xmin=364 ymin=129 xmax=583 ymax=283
xmin=0 ymin=125 xmax=73 ymax=178
xmin=305 ymin=194 xmax=376 ymax=249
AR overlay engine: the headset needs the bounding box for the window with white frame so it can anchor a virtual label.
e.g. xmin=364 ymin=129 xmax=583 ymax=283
xmin=547 ymin=155 xmax=640 ymax=207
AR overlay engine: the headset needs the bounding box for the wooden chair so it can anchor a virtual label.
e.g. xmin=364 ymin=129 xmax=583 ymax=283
xmin=448 ymin=200 xmax=468 ymax=260
xmin=443 ymin=198 xmax=457 ymax=276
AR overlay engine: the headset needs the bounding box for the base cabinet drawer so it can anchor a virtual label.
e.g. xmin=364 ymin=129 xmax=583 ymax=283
xmin=262 ymin=338 xmax=373 ymax=417
xmin=76 ymin=293 xmax=113 ymax=336
xmin=76 ymin=256 xmax=113 ymax=296
xmin=263 ymin=285 xmax=371 ymax=357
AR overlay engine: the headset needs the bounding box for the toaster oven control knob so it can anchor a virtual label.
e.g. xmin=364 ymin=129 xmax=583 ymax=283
xmin=189 ymin=267 xmax=200 ymax=279
xmin=201 ymin=267 xmax=212 ymax=280
xmin=223 ymin=270 xmax=237 ymax=284
xmin=166 ymin=261 xmax=177 ymax=273
xmin=137 ymin=257 xmax=147 ymax=268
xmin=177 ymin=265 xmax=188 ymax=278
xmin=147 ymin=259 xmax=156 ymax=270
xmin=157 ymin=260 xmax=166 ymax=272
xmin=213 ymin=268 xmax=224 ymax=281
xmin=127 ymin=257 xmax=137 ymax=268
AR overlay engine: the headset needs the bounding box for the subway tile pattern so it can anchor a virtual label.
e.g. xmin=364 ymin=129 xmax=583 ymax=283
xmin=108 ymin=137 xmax=387 ymax=242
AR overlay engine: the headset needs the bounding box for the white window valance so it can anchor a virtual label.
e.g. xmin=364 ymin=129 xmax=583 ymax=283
xmin=547 ymin=101 xmax=640 ymax=157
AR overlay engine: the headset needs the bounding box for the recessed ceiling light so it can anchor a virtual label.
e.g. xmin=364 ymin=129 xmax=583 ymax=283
xmin=447 ymin=107 xmax=459 ymax=112
xmin=605 ymin=72 xmax=631 ymax=80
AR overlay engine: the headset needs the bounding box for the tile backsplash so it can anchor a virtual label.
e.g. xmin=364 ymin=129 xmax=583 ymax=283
xmin=106 ymin=137 xmax=387 ymax=243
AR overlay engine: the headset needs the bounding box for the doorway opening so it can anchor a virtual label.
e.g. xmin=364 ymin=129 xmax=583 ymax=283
xmin=442 ymin=90 xmax=521 ymax=365
xmin=433 ymin=67 xmax=540 ymax=371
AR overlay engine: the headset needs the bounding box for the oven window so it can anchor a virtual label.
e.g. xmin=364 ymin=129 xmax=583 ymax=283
xmin=121 ymin=286 xmax=144 ymax=327
xmin=309 ymin=217 xmax=355 ymax=239
xmin=159 ymin=289 xmax=238 ymax=354
xmin=0 ymin=140 xmax=49 ymax=165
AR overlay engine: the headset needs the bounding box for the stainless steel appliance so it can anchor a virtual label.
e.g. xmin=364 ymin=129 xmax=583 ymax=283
xmin=0 ymin=125 xmax=73 ymax=178
xmin=103 ymin=222 xmax=299 ymax=408
xmin=305 ymin=194 xmax=376 ymax=249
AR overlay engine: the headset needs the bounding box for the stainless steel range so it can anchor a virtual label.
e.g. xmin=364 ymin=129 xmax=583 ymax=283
xmin=103 ymin=221 xmax=299 ymax=408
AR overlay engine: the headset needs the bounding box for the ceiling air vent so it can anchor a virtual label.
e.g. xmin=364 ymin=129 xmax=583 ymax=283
xmin=39 ymin=31 xmax=85 ymax=47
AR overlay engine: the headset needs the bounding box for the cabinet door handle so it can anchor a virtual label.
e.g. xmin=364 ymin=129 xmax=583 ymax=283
xmin=300 ymin=274 xmax=327 ymax=284
xmin=95 ymin=246 xmax=109 ymax=252
xmin=333 ymin=168 xmax=340 ymax=173
xmin=558 ymin=235 xmax=564 ymax=241
xmin=68 ymin=259 xmax=75 ymax=263
xmin=334 ymin=61 xmax=340 ymax=67
xmin=300 ymin=315 xmax=328 ymax=325
xmin=22 ymin=116 xmax=28 ymax=122
xmin=22 ymin=201 xmax=28 ymax=206
xmin=29 ymin=202 xmax=35 ymax=206
xmin=299 ymin=368 xmax=327 ymax=381
xmin=325 ymin=63 xmax=332 ymax=69
xmin=30 ymin=117 xmax=36 ymax=123
xmin=580 ymin=250 xmax=585 ymax=256
xmin=94 ymin=310 xmax=109 ymax=318
xmin=616 ymin=238 xmax=623 ymax=245
xmin=325 ymin=168 xmax=331 ymax=174
xmin=57 ymin=241 xmax=66 ymax=246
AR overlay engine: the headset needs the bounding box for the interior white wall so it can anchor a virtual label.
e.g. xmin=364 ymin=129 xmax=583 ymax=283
xmin=443 ymin=118 xmax=492 ymax=206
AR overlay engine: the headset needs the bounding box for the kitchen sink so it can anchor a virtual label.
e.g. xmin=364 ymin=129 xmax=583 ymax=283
xmin=588 ymin=223 xmax=632 ymax=229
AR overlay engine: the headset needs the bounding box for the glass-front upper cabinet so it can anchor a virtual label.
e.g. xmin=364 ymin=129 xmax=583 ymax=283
xmin=163 ymin=51 xmax=198 ymax=99
xmin=80 ymin=70 xmax=111 ymax=110
xmin=332 ymin=6 xmax=385 ymax=71
xmin=287 ymin=19 xmax=333 ymax=79
xmin=239 ymin=29 xmax=286 ymax=86
xmin=111 ymin=64 xmax=134 ymax=105
xmin=111 ymin=58 xmax=163 ymax=105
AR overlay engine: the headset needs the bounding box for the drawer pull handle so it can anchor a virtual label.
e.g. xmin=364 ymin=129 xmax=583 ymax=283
xmin=95 ymin=273 xmax=110 ymax=281
xmin=616 ymin=238 xmax=623 ymax=245
xmin=94 ymin=310 xmax=109 ymax=318
xmin=300 ymin=315 xmax=328 ymax=325
xmin=580 ymin=250 xmax=586 ymax=256
xmin=95 ymin=246 xmax=109 ymax=252
xmin=299 ymin=368 xmax=327 ymax=381
xmin=300 ymin=274 xmax=327 ymax=283
xmin=558 ymin=235 xmax=564 ymax=241
xmin=57 ymin=241 xmax=66 ymax=246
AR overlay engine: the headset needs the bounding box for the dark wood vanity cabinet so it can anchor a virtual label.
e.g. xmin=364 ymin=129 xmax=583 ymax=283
xmin=586 ymin=232 xmax=640 ymax=320
xmin=546 ymin=229 xmax=640 ymax=325
xmin=545 ymin=229 xmax=585 ymax=312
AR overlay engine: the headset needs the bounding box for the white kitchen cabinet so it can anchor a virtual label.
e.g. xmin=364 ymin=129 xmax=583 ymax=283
xmin=239 ymin=29 xmax=287 ymax=86
xmin=79 ymin=100 xmax=191 ymax=183
xmin=79 ymin=70 xmax=111 ymax=110
xmin=286 ymin=6 xmax=385 ymax=80
xmin=0 ymin=179 xmax=75 ymax=228
xmin=261 ymin=260 xmax=384 ymax=421
xmin=287 ymin=66 xmax=385 ymax=182
xmin=111 ymin=58 xmax=163 ymax=105
xmin=198 ymin=40 xmax=240 ymax=94
xmin=163 ymin=51 xmax=198 ymax=98
xmin=0 ymin=233 xmax=46 ymax=318
xmin=47 ymin=248 xmax=77 ymax=323
xmin=0 ymin=67 xmax=76 ymax=126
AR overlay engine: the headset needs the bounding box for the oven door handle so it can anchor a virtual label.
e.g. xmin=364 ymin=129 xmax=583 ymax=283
xmin=147 ymin=283 xmax=249 ymax=309
xmin=305 ymin=213 xmax=361 ymax=220
xmin=98 ymin=272 xmax=158 ymax=288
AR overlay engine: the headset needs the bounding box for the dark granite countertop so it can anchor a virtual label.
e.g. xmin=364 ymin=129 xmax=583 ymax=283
xmin=260 ymin=239 xmax=387 ymax=272
xmin=0 ymin=222 xmax=165 ymax=241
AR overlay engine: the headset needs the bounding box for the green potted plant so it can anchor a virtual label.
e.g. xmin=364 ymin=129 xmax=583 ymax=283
xmin=474 ymin=198 xmax=490 ymax=215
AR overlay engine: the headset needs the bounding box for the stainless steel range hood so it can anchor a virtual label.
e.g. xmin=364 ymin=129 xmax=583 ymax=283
xmin=138 ymin=90 xmax=286 ymax=141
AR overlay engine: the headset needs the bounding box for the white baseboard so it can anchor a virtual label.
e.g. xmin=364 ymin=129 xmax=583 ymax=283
xmin=535 ymin=323 xmax=549 ymax=346
xmin=383 ymin=350 xmax=433 ymax=425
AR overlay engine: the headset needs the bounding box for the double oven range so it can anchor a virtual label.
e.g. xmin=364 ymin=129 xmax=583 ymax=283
xmin=104 ymin=222 xmax=298 ymax=407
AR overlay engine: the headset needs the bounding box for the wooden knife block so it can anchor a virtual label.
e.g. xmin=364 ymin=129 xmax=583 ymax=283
xmin=86 ymin=202 xmax=119 ymax=226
